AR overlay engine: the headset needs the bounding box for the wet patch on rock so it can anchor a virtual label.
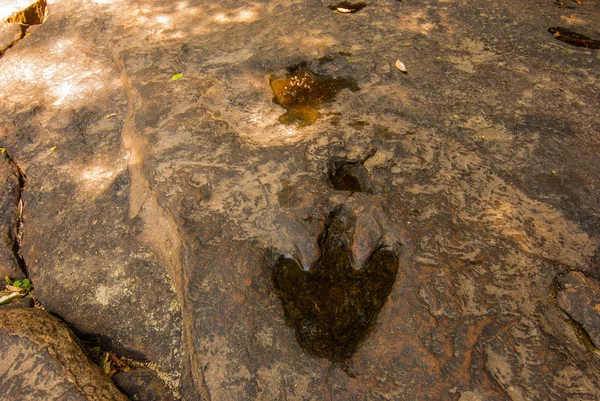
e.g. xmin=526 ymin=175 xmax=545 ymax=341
xmin=548 ymin=27 xmax=600 ymax=49
xmin=553 ymin=271 xmax=600 ymax=349
xmin=328 ymin=1 xmax=367 ymax=14
xmin=273 ymin=204 xmax=398 ymax=365
xmin=270 ymin=63 xmax=359 ymax=126
xmin=329 ymin=148 xmax=377 ymax=193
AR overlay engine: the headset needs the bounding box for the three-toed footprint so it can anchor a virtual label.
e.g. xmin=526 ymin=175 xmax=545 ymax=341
xmin=273 ymin=204 xmax=399 ymax=364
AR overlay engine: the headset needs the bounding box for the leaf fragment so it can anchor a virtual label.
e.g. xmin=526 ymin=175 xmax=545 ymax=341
xmin=171 ymin=73 xmax=184 ymax=81
xmin=0 ymin=292 xmax=22 ymax=305
xmin=102 ymin=353 xmax=111 ymax=374
xmin=6 ymin=285 xmax=24 ymax=293
xmin=395 ymin=59 xmax=408 ymax=73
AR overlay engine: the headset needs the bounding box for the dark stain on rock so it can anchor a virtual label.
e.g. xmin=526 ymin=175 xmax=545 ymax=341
xmin=270 ymin=63 xmax=359 ymax=126
xmin=328 ymin=1 xmax=368 ymax=14
xmin=329 ymin=148 xmax=377 ymax=193
xmin=273 ymin=205 xmax=398 ymax=365
xmin=548 ymin=27 xmax=600 ymax=49
xmin=348 ymin=120 xmax=370 ymax=130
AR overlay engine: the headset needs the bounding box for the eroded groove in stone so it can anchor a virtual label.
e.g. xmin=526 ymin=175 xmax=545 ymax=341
xmin=548 ymin=27 xmax=600 ymax=49
xmin=273 ymin=205 xmax=398 ymax=363
xmin=0 ymin=148 xmax=28 ymax=279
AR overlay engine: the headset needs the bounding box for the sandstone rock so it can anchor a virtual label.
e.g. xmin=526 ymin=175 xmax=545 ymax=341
xmin=555 ymin=271 xmax=600 ymax=348
xmin=0 ymin=23 xmax=22 ymax=55
xmin=0 ymin=153 xmax=24 ymax=280
xmin=0 ymin=0 xmax=185 ymax=391
xmin=0 ymin=0 xmax=600 ymax=399
xmin=0 ymin=308 xmax=129 ymax=401
xmin=112 ymin=368 xmax=176 ymax=401
xmin=0 ymin=0 xmax=46 ymax=24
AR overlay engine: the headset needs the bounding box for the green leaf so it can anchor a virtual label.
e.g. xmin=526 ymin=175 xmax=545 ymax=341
xmin=21 ymin=278 xmax=31 ymax=290
xmin=13 ymin=280 xmax=21 ymax=287
xmin=171 ymin=73 xmax=184 ymax=81
xmin=5 ymin=276 xmax=11 ymax=285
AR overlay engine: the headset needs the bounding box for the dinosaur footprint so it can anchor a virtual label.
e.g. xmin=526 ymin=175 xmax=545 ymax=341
xmin=273 ymin=204 xmax=399 ymax=363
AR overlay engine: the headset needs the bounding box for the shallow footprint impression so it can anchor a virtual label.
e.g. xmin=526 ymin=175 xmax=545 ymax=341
xmin=270 ymin=63 xmax=359 ymax=126
xmin=273 ymin=205 xmax=399 ymax=365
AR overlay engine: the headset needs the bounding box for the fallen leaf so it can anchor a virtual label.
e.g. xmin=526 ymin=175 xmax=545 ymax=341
xmin=6 ymin=285 xmax=24 ymax=293
xmin=171 ymin=73 xmax=184 ymax=81
xmin=0 ymin=292 xmax=22 ymax=305
xmin=50 ymin=145 xmax=56 ymax=152
xmin=104 ymin=113 xmax=116 ymax=119
xmin=395 ymin=59 xmax=408 ymax=73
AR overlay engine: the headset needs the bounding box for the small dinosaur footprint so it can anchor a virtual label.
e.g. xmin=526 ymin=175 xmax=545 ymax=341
xmin=273 ymin=204 xmax=399 ymax=364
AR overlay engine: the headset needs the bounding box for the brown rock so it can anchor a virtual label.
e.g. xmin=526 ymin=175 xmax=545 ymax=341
xmin=0 ymin=308 xmax=129 ymax=401
xmin=555 ymin=271 xmax=600 ymax=348
xmin=1 ymin=0 xmax=600 ymax=399
xmin=0 ymin=23 xmax=23 ymax=55
xmin=0 ymin=153 xmax=24 ymax=280
xmin=112 ymin=368 xmax=176 ymax=401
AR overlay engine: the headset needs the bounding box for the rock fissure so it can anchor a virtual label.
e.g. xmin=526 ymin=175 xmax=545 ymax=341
xmin=0 ymin=147 xmax=28 ymax=279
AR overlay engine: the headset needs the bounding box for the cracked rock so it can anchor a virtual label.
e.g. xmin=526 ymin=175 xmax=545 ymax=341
xmin=0 ymin=154 xmax=24 ymax=279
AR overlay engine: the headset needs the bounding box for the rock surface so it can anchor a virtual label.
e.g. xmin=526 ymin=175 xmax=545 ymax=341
xmin=0 ymin=0 xmax=600 ymax=399
xmin=0 ymin=23 xmax=22 ymax=55
xmin=0 ymin=308 xmax=129 ymax=401
xmin=112 ymin=368 xmax=177 ymax=401
xmin=555 ymin=271 xmax=600 ymax=349
xmin=0 ymin=151 xmax=24 ymax=280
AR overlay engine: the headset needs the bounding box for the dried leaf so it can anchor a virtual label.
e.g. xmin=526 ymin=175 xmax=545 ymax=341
xmin=171 ymin=73 xmax=184 ymax=81
xmin=108 ymin=353 xmax=131 ymax=371
xmin=104 ymin=113 xmax=116 ymax=119
xmin=395 ymin=59 xmax=408 ymax=73
xmin=6 ymin=285 xmax=24 ymax=293
xmin=50 ymin=145 xmax=56 ymax=152
xmin=0 ymin=292 xmax=22 ymax=305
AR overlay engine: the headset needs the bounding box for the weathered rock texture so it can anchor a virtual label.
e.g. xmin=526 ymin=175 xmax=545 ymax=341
xmin=0 ymin=151 xmax=24 ymax=279
xmin=112 ymin=368 xmax=177 ymax=401
xmin=0 ymin=308 xmax=129 ymax=401
xmin=1 ymin=0 xmax=600 ymax=399
xmin=555 ymin=271 xmax=600 ymax=349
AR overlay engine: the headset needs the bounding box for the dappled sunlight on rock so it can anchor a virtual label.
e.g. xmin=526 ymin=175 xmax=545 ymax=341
xmin=213 ymin=8 xmax=256 ymax=24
